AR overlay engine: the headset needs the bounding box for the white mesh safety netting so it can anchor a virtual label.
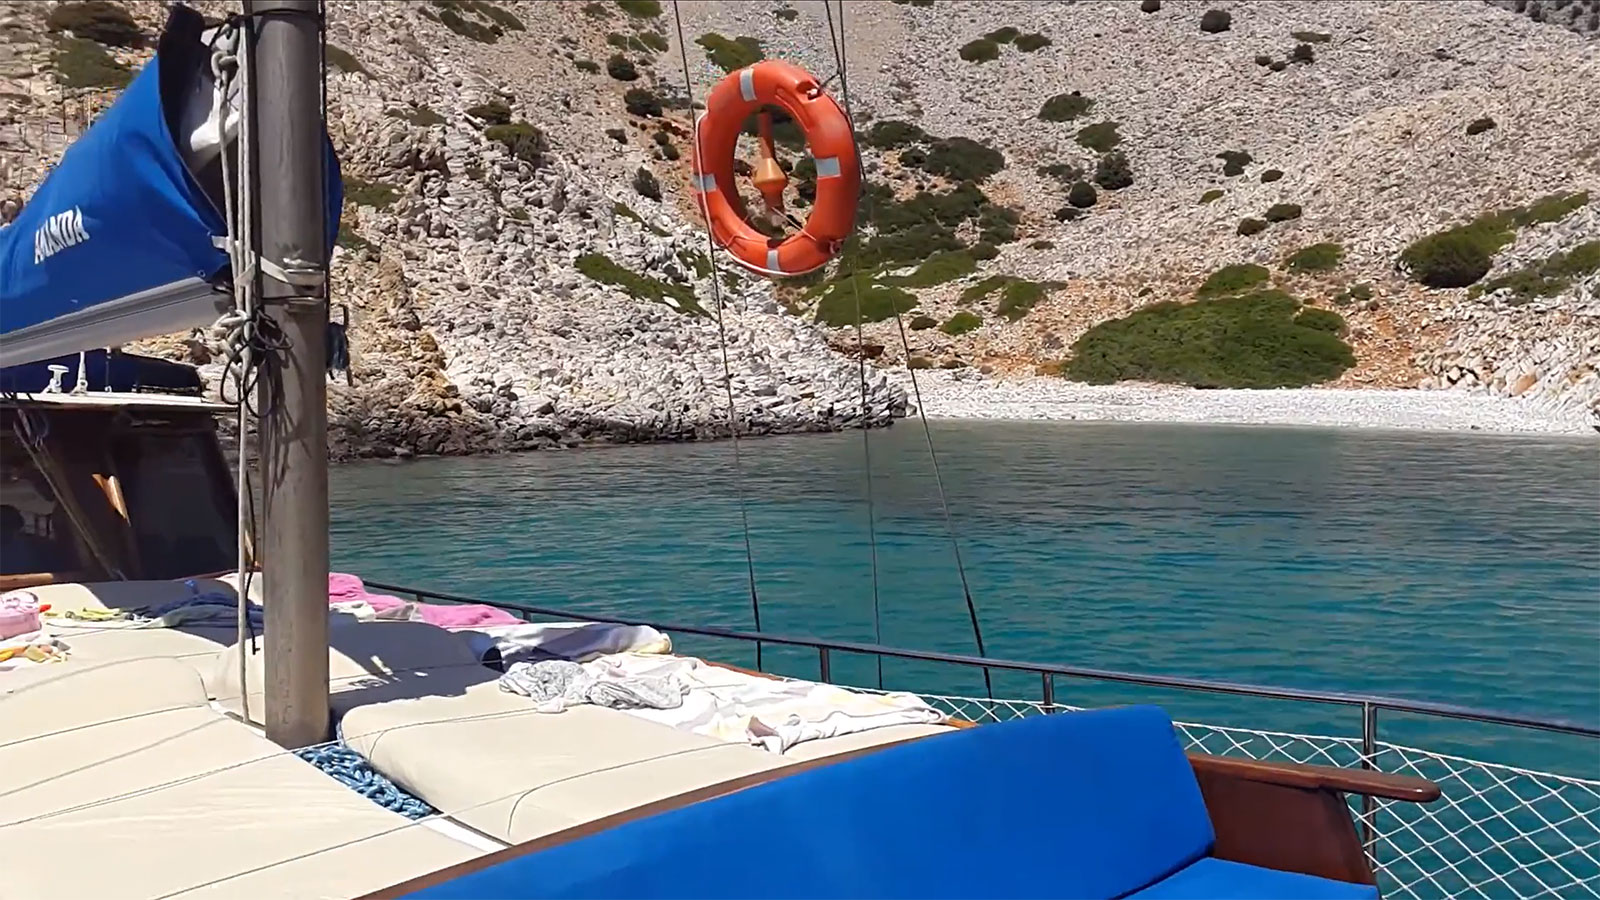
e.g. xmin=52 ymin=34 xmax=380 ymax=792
xmin=917 ymin=693 xmax=1600 ymax=900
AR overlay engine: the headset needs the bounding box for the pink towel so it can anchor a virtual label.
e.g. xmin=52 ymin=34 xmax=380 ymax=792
xmin=412 ymin=603 xmax=520 ymax=628
xmin=326 ymin=573 xmax=517 ymax=627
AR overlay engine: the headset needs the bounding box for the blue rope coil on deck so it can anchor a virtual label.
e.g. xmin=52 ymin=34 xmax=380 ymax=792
xmin=295 ymin=743 xmax=434 ymax=820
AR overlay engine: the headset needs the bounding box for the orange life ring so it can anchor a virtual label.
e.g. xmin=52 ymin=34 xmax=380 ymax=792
xmin=691 ymin=60 xmax=861 ymax=278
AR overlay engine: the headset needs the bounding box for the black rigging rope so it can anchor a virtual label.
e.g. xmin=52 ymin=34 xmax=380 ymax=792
xmin=820 ymin=0 xmax=883 ymax=690
xmin=823 ymin=0 xmax=992 ymax=698
xmin=670 ymin=0 xmax=766 ymax=671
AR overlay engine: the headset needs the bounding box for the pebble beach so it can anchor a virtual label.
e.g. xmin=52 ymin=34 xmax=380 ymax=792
xmin=899 ymin=371 xmax=1599 ymax=436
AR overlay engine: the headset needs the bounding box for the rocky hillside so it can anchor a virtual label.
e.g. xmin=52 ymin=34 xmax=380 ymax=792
xmin=2 ymin=0 xmax=1596 ymax=455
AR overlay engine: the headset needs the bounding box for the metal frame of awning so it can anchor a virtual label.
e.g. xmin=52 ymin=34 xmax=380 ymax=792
xmin=0 ymin=277 xmax=228 ymax=368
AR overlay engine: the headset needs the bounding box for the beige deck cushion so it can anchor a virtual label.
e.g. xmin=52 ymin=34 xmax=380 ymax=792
xmin=23 ymin=577 xmax=255 ymax=615
xmin=212 ymin=620 xmax=489 ymax=722
xmin=778 ymin=722 xmax=957 ymax=761
xmin=341 ymin=682 xmax=790 ymax=844
xmin=0 ymin=657 xmax=482 ymax=900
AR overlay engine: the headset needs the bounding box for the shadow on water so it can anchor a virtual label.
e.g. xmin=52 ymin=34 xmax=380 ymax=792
xmin=330 ymin=420 xmax=1600 ymax=776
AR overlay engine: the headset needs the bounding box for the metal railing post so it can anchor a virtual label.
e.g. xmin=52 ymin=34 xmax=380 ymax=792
xmin=1042 ymin=672 xmax=1056 ymax=712
xmin=1360 ymin=702 xmax=1378 ymax=864
xmin=818 ymin=647 xmax=832 ymax=684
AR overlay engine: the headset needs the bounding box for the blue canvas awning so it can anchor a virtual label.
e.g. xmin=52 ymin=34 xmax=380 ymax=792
xmin=0 ymin=5 xmax=341 ymax=369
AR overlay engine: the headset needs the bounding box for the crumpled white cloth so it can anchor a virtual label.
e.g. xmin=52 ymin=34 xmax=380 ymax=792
xmin=499 ymin=657 xmax=688 ymax=713
xmin=592 ymin=653 xmax=948 ymax=753
xmin=461 ymin=621 xmax=671 ymax=666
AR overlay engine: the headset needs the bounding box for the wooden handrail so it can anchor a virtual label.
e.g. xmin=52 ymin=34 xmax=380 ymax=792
xmin=0 ymin=571 xmax=90 ymax=591
xmin=1191 ymin=752 xmax=1441 ymax=803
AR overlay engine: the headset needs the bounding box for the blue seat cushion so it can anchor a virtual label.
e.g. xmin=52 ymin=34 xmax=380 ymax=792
xmin=1127 ymin=858 xmax=1380 ymax=900
xmin=408 ymin=706 xmax=1216 ymax=899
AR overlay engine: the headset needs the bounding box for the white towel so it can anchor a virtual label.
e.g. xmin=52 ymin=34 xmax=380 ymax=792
xmin=595 ymin=653 xmax=947 ymax=753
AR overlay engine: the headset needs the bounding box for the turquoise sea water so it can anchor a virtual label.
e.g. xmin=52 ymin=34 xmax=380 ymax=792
xmin=330 ymin=421 xmax=1599 ymax=776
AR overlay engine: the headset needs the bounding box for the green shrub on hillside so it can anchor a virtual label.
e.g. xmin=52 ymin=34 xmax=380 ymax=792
xmin=1269 ymin=60 xmax=1288 ymax=72
xmin=977 ymin=204 xmax=1021 ymax=244
xmin=960 ymin=274 xmax=1014 ymax=304
xmin=337 ymin=224 xmax=375 ymax=255
xmin=611 ymin=199 xmax=662 ymax=235
xmin=1200 ymin=189 xmax=1225 ymax=204
xmin=1465 ymin=117 xmax=1496 ymax=136
xmin=1265 ymin=203 xmax=1302 ymax=222
xmin=1065 ymin=290 xmax=1354 ymax=388
xmin=1286 ymin=242 xmax=1343 ymax=272
xmin=1255 ymin=54 xmax=1274 ymax=66
xmin=1068 ymin=181 xmax=1098 ymax=209
xmin=1031 ymin=240 xmax=1056 ymax=250
xmin=325 ymin=44 xmax=369 ymax=76
xmin=1218 ymin=149 xmax=1252 ymax=176
xmin=1014 ymin=33 xmax=1051 ymax=51
xmin=624 ymin=88 xmax=664 ymax=116
xmin=1076 ymin=122 xmax=1122 ymax=153
xmin=1395 ymin=192 xmax=1585 ymax=290
xmin=1038 ymin=163 xmax=1086 ymax=185
xmin=391 ymin=104 xmax=447 ymax=127
xmin=346 ymin=178 xmax=399 ymax=209
xmin=584 ymin=2 xmax=610 ymax=17
xmin=910 ymin=315 xmax=938 ymax=330
xmin=1291 ymin=30 xmax=1332 ymax=43
xmin=486 ymin=121 xmax=548 ymax=164
xmin=1200 ymin=9 xmax=1232 ymax=32
xmin=479 ymin=3 xmax=525 ymax=31
xmin=47 ymin=1 xmax=143 ymax=47
xmin=1333 ymin=283 xmax=1373 ymax=306
xmin=696 ymin=33 xmax=762 ymax=71
xmin=941 ymin=311 xmax=983 ymax=335
xmin=900 ymin=250 xmax=978 ymax=287
xmin=1291 ymin=43 xmax=1315 ymax=63
xmin=812 ymin=273 xmax=918 ymax=326
xmin=775 ymin=6 xmax=799 ymax=21
xmin=921 ymin=137 xmax=1006 ymax=182
xmin=867 ymin=120 xmax=928 ymax=148
xmin=1516 ymin=191 xmax=1589 ymax=226
xmin=607 ymin=54 xmax=639 ymax=80
xmin=1094 ymin=152 xmax=1134 ymax=190
xmin=1473 ymin=240 xmax=1600 ymax=304
xmin=997 ymin=280 xmax=1062 ymax=321
xmin=1294 ymin=306 xmax=1346 ymax=333
xmin=438 ymin=7 xmax=500 ymax=43
xmin=1197 ymin=263 xmax=1269 ymax=298
xmin=1039 ymin=92 xmax=1094 ymax=122
xmin=52 ymin=36 xmax=131 ymax=88
xmin=959 ymin=37 xmax=1000 ymax=62
xmin=638 ymin=31 xmax=668 ymax=51
xmin=1261 ymin=169 xmax=1284 ymax=183
xmin=467 ymin=100 xmax=512 ymax=125
xmin=632 ymin=167 xmax=661 ymax=201
xmin=1237 ymin=218 xmax=1267 ymax=236
xmin=606 ymin=32 xmax=630 ymax=49
xmin=986 ymin=26 xmax=1020 ymax=43
xmin=616 ymin=0 xmax=662 ymax=17
xmin=578 ymin=253 xmax=702 ymax=314
xmin=1401 ymin=229 xmax=1500 ymax=288
xmin=575 ymin=58 xmax=600 ymax=73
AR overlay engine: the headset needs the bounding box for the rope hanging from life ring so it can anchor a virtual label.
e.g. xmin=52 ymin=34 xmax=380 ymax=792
xmin=668 ymin=1 xmax=991 ymax=698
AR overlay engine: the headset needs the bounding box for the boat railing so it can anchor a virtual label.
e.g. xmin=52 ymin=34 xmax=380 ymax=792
xmin=368 ymin=580 xmax=1600 ymax=900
